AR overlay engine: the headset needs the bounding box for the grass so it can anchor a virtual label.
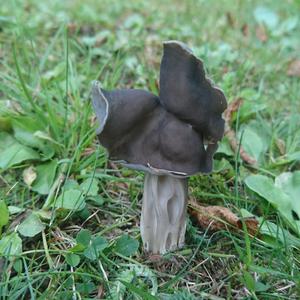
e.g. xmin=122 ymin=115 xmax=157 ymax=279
xmin=0 ymin=0 xmax=300 ymax=299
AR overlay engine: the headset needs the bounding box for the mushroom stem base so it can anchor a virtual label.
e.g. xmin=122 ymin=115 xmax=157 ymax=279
xmin=140 ymin=174 xmax=188 ymax=254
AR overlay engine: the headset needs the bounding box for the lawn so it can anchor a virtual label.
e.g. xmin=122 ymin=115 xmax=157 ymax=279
xmin=0 ymin=0 xmax=300 ymax=299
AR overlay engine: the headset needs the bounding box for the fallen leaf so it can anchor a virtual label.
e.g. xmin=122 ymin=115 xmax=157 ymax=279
xmin=97 ymin=285 xmax=104 ymax=299
xmin=189 ymin=200 xmax=259 ymax=235
xmin=287 ymin=60 xmax=300 ymax=77
xmin=147 ymin=254 xmax=162 ymax=262
xmin=241 ymin=24 xmax=249 ymax=37
xmin=237 ymin=218 xmax=259 ymax=235
xmin=67 ymin=22 xmax=77 ymax=35
xmin=256 ymin=25 xmax=268 ymax=42
xmin=23 ymin=166 xmax=37 ymax=187
xmin=81 ymin=147 xmax=95 ymax=157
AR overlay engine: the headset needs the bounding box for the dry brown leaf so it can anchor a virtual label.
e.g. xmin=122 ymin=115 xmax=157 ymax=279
xmin=287 ymin=60 xmax=300 ymax=77
xmin=224 ymin=99 xmax=257 ymax=165
xmin=96 ymin=285 xmax=104 ymax=299
xmin=67 ymin=22 xmax=77 ymax=35
xmin=81 ymin=147 xmax=96 ymax=157
xmin=237 ymin=218 xmax=259 ymax=236
xmin=241 ymin=24 xmax=249 ymax=37
xmin=189 ymin=200 xmax=259 ymax=236
xmin=148 ymin=254 xmax=162 ymax=262
xmin=23 ymin=166 xmax=37 ymax=187
xmin=256 ymin=25 xmax=268 ymax=42
xmin=222 ymin=66 xmax=229 ymax=75
xmin=275 ymin=138 xmax=286 ymax=155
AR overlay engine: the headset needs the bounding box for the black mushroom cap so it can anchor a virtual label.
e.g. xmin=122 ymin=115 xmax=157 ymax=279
xmin=160 ymin=41 xmax=227 ymax=143
xmin=92 ymin=41 xmax=227 ymax=177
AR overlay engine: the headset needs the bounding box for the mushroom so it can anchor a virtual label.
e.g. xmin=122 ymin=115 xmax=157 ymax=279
xmin=92 ymin=41 xmax=227 ymax=254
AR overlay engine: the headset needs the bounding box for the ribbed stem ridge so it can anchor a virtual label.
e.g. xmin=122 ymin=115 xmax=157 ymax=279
xmin=141 ymin=174 xmax=188 ymax=254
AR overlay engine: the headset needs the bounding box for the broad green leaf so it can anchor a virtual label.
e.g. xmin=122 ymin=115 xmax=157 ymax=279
xmin=11 ymin=117 xmax=55 ymax=160
xmin=254 ymin=6 xmax=278 ymax=29
xmin=0 ymin=116 xmax=12 ymax=131
xmin=217 ymin=138 xmax=234 ymax=156
xmin=243 ymin=271 xmax=255 ymax=291
xmin=76 ymin=281 xmax=96 ymax=295
xmin=213 ymin=158 xmax=232 ymax=173
xmin=69 ymin=244 xmax=86 ymax=253
xmin=119 ymin=280 xmax=157 ymax=300
xmin=89 ymin=195 xmax=104 ymax=206
xmin=64 ymin=179 xmax=80 ymax=191
xmin=286 ymin=151 xmax=300 ymax=162
xmin=239 ymin=123 xmax=269 ymax=163
xmin=8 ymin=206 xmax=25 ymax=215
xmin=13 ymin=259 xmax=23 ymax=273
xmin=0 ymin=232 xmax=22 ymax=260
xmin=240 ymin=209 xmax=300 ymax=248
xmin=0 ymin=200 xmax=9 ymax=228
xmin=34 ymin=209 xmax=52 ymax=220
xmin=77 ymin=207 xmax=91 ymax=220
xmin=260 ymin=219 xmax=300 ymax=248
xmin=114 ymin=234 xmax=139 ymax=257
xmin=274 ymin=17 xmax=298 ymax=36
xmin=93 ymin=236 xmax=108 ymax=251
xmin=245 ymin=174 xmax=300 ymax=235
xmin=83 ymin=236 xmax=108 ymax=260
xmin=35 ymin=210 xmax=52 ymax=220
xmin=34 ymin=131 xmax=63 ymax=148
xmin=18 ymin=213 xmax=45 ymax=237
xmin=245 ymin=175 xmax=290 ymax=208
xmin=0 ymin=132 xmax=40 ymax=169
xmin=65 ymin=253 xmax=80 ymax=267
xmin=255 ymin=281 xmax=270 ymax=292
xmin=76 ymin=229 xmax=92 ymax=247
xmin=12 ymin=117 xmax=43 ymax=148
xmin=241 ymin=127 xmax=264 ymax=161
xmin=275 ymin=171 xmax=300 ymax=208
xmin=234 ymin=89 xmax=266 ymax=123
xmin=54 ymin=189 xmax=85 ymax=210
xmin=31 ymin=159 xmax=58 ymax=195
xmin=80 ymin=178 xmax=99 ymax=196
xmin=111 ymin=270 xmax=134 ymax=300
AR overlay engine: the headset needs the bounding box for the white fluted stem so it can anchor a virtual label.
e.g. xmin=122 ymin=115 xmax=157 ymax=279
xmin=140 ymin=173 xmax=188 ymax=254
